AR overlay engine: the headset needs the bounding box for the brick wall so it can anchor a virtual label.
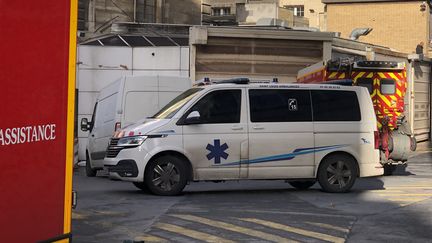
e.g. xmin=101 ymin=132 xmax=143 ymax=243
xmin=326 ymin=1 xmax=429 ymax=55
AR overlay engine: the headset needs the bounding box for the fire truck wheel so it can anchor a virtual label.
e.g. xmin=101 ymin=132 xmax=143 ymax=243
xmin=383 ymin=164 xmax=397 ymax=176
xmin=289 ymin=181 xmax=316 ymax=190
xmin=85 ymin=152 xmax=97 ymax=177
xmin=144 ymin=155 xmax=187 ymax=196
xmin=318 ymin=154 xmax=358 ymax=193
xmin=132 ymin=182 xmax=150 ymax=193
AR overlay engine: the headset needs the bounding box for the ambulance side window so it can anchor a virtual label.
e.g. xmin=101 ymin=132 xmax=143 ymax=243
xmin=381 ymin=79 xmax=396 ymax=95
xmin=312 ymin=90 xmax=361 ymax=121
xmin=357 ymin=78 xmax=373 ymax=94
xmin=249 ymin=89 xmax=312 ymax=122
xmin=184 ymin=89 xmax=241 ymax=124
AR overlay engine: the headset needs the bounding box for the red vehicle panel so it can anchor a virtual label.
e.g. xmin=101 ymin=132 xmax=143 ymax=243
xmin=0 ymin=1 xmax=76 ymax=242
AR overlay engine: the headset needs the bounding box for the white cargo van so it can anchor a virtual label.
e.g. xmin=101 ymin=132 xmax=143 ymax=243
xmin=104 ymin=78 xmax=383 ymax=195
xmin=80 ymin=75 xmax=191 ymax=176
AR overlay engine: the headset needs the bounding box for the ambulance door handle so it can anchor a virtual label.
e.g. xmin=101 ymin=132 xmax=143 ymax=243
xmin=252 ymin=125 xmax=264 ymax=130
xmin=231 ymin=125 xmax=243 ymax=131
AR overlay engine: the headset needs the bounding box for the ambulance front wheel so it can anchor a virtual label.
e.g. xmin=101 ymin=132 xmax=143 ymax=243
xmin=144 ymin=155 xmax=188 ymax=196
xmin=86 ymin=152 xmax=97 ymax=177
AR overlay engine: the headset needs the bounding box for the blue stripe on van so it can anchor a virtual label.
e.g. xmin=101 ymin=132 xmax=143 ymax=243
xmin=214 ymin=144 xmax=348 ymax=167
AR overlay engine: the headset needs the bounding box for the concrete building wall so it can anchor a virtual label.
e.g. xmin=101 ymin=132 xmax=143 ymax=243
xmin=238 ymin=2 xmax=278 ymax=24
xmin=279 ymin=0 xmax=326 ymax=30
xmin=164 ymin=0 xmax=201 ymax=25
xmin=83 ymin=0 xmax=200 ymax=34
xmin=326 ymin=1 xmax=429 ymax=55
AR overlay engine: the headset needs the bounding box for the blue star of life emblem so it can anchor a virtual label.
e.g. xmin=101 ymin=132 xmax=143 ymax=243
xmin=206 ymin=139 xmax=229 ymax=164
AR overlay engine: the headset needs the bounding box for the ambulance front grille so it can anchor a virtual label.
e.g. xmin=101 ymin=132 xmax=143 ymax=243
xmin=106 ymin=138 xmax=122 ymax=158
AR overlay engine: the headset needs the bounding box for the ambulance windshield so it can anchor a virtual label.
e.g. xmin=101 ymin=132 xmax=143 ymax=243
xmin=151 ymin=88 xmax=203 ymax=119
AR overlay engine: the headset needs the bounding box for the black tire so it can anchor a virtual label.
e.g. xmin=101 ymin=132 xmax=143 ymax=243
xmin=289 ymin=181 xmax=316 ymax=190
xmin=144 ymin=155 xmax=188 ymax=196
xmin=318 ymin=154 xmax=358 ymax=193
xmin=85 ymin=152 xmax=97 ymax=177
xmin=383 ymin=164 xmax=397 ymax=176
xmin=132 ymin=182 xmax=150 ymax=193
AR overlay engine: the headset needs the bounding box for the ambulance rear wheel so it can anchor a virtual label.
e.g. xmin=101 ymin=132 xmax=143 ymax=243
xmin=85 ymin=152 xmax=97 ymax=177
xmin=318 ymin=154 xmax=358 ymax=193
xmin=145 ymin=155 xmax=187 ymax=196
xmin=289 ymin=181 xmax=316 ymax=190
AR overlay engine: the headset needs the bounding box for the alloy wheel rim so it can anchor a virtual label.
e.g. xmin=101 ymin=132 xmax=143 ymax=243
xmin=152 ymin=162 xmax=180 ymax=191
xmin=326 ymin=160 xmax=352 ymax=189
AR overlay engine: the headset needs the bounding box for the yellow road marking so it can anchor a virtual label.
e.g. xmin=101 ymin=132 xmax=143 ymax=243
xmin=384 ymin=187 xmax=432 ymax=189
xmin=369 ymin=190 xmax=405 ymax=193
xmin=376 ymin=193 xmax=432 ymax=196
xmin=134 ymin=234 xmax=167 ymax=242
xmin=240 ymin=218 xmax=345 ymax=243
xmin=386 ymin=198 xmax=427 ymax=202
xmin=71 ymin=212 xmax=87 ymax=220
xmin=305 ymin=222 xmax=349 ymax=233
xmin=170 ymin=214 xmax=297 ymax=242
xmin=155 ymin=223 xmax=234 ymax=243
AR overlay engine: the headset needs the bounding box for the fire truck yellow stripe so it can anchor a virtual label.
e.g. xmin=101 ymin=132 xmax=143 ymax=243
xmin=367 ymin=72 xmax=374 ymax=78
xmin=396 ymin=88 xmax=402 ymax=97
xmin=339 ymin=73 xmax=346 ymax=79
xmin=328 ymin=72 xmax=337 ymax=79
xmin=355 ymin=72 xmax=365 ymax=80
xmin=64 ymin=0 xmax=78 ymax=237
xmin=388 ymin=73 xmax=399 ymax=81
xmin=378 ymin=72 xmax=387 ymax=79
xmin=377 ymin=93 xmax=392 ymax=107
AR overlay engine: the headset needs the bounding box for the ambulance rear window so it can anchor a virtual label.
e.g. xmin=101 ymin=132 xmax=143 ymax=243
xmin=357 ymin=78 xmax=373 ymax=94
xmin=381 ymin=79 xmax=396 ymax=95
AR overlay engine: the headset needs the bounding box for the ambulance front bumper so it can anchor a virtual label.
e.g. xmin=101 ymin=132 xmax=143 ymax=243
xmin=104 ymin=145 xmax=152 ymax=182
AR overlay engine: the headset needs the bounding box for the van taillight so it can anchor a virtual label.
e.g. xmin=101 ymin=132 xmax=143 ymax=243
xmin=115 ymin=122 xmax=121 ymax=131
xmin=374 ymin=131 xmax=380 ymax=149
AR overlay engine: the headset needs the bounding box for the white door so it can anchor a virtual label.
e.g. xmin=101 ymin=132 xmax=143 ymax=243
xmin=181 ymin=89 xmax=248 ymax=180
xmin=247 ymin=88 xmax=315 ymax=179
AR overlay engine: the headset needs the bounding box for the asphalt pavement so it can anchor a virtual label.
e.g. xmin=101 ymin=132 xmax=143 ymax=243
xmin=72 ymin=146 xmax=432 ymax=243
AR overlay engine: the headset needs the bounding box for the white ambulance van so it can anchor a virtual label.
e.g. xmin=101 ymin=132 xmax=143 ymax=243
xmin=80 ymin=75 xmax=191 ymax=177
xmin=104 ymin=78 xmax=383 ymax=195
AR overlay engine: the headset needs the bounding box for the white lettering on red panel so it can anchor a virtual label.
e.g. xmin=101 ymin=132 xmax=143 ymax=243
xmin=0 ymin=124 xmax=56 ymax=146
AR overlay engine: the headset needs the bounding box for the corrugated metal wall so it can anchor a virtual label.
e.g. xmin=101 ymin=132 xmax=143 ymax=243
xmin=411 ymin=60 xmax=431 ymax=141
xmin=194 ymin=37 xmax=324 ymax=83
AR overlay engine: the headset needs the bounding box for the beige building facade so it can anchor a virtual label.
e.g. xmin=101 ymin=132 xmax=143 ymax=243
xmin=205 ymin=0 xmax=308 ymax=27
xmin=279 ymin=0 xmax=326 ymax=30
xmin=324 ymin=0 xmax=431 ymax=55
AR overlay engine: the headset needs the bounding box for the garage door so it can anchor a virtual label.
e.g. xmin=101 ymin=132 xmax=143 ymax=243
xmin=412 ymin=61 xmax=431 ymax=141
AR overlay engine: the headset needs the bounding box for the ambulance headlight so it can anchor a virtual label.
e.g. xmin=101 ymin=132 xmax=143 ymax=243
xmin=117 ymin=136 xmax=147 ymax=147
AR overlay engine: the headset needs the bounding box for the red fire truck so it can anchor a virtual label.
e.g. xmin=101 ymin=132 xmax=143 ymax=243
xmin=0 ymin=1 xmax=77 ymax=242
xmin=297 ymin=59 xmax=416 ymax=174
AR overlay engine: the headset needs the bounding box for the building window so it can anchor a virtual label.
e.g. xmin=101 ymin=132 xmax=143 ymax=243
xmin=78 ymin=0 xmax=89 ymax=31
xmin=136 ymin=0 xmax=156 ymax=23
xmin=284 ymin=5 xmax=304 ymax=17
xmin=212 ymin=7 xmax=231 ymax=16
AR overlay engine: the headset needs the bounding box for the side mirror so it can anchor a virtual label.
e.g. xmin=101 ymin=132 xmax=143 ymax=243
xmin=183 ymin=111 xmax=201 ymax=125
xmin=80 ymin=118 xmax=91 ymax=131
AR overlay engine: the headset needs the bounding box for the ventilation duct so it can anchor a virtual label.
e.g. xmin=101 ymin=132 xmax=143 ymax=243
xmin=349 ymin=28 xmax=373 ymax=41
